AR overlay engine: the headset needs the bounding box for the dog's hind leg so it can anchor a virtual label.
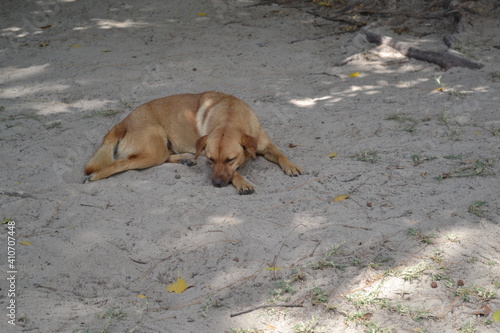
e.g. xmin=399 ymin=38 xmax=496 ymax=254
xmin=85 ymin=153 xmax=166 ymax=181
xmin=84 ymin=133 xmax=169 ymax=182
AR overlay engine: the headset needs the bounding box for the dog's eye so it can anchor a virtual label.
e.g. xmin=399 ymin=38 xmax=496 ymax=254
xmin=226 ymin=158 xmax=235 ymax=164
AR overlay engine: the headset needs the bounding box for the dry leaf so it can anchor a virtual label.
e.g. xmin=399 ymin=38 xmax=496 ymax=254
xmin=40 ymin=24 xmax=52 ymax=29
xmin=136 ymin=294 xmax=147 ymax=299
xmin=328 ymin=153 xmax=337 ymax=158
xmin=20 ymin=241 xmax=32 ymax=245
xmin=265 ymin=267 xmax=280 ymax=271
xmin=349 ymin=72 xmax=360 ymax=77
xmin=197 ymin=13 xmax=207 ymax=16
xmin=166 ymin=277 xmax=187 ymax=294
xmin=70 ymin=44 xmax=81 ymax=48
xmin=333 ymin=194 xmax=349 ymax=202
xmin=473 ymin=304 xmax=491 ymax=316
xmin=362 ymin=312 xmax=373 ymax=320
xmin=380 ymin=203 xmax=394 ymax=208
xmin=434 ymin=87 xmax=443 ymax=92
xmin=263 ymin=322 xmax=276 ymax=330
xmin=493 ymin=310 xmax=500 ymax=322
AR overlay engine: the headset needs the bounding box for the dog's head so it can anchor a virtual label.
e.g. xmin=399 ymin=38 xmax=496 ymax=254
xmin=195 ymin=128 xmax=257 ymax=187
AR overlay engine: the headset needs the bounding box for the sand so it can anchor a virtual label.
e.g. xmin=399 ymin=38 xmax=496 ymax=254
xmin=1 ymin=0 xmax=499 ymax=332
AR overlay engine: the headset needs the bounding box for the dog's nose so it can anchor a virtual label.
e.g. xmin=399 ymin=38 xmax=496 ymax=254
xmin=212 ymin=179 xmax=224 ymax=187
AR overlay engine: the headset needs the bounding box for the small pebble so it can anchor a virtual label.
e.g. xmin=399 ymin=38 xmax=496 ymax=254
xmin=175 ymin=174 xmax=181 ymax=179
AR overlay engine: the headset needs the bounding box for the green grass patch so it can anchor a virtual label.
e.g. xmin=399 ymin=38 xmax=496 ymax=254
xmin=352 ymin=151 xmax=379 ymax=164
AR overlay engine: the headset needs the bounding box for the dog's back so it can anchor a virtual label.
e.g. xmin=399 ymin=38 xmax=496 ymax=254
xmin=196 ymin=92 xmax=263 ymax=138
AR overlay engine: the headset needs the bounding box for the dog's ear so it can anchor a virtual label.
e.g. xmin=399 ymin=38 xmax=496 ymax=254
xmin=195 ymin=135 xmax=208 ymax=158
xmin=241 ymin=135 xmax=257 ymax=159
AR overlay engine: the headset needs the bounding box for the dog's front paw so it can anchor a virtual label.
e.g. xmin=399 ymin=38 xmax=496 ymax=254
xmin=238 ymin=186 xmax=255 ymax=195
xmin=180 ymin=158 xmax=196 ymax=167
xmin=231 ymin=172 xmax=254 ymax=195
xmin=283 ymin=163 xmax=303 ymax=177
xmin=83 ymin=174 xmax=94 ymax=184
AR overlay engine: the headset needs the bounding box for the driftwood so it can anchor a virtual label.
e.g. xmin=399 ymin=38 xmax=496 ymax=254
xmin=362 ymin=30 xmax=484 ymax=70
xmin=264 ymin=0 xmax=489 ymax=70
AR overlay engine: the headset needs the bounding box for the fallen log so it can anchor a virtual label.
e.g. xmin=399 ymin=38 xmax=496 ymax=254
xmin=362 ymin=30 xmax=484 ymax=70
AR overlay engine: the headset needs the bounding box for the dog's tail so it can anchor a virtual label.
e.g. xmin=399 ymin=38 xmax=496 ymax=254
xmin=84 ymin=125 xmax=125 ymax=175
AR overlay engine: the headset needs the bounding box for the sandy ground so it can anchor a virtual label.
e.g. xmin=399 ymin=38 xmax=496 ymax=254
xmin=1 ymin=0 xmax=500 ymax=332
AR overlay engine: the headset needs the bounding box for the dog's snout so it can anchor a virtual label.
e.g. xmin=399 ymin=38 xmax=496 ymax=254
xmin=212 ymin=179 xmax=224 ymax=187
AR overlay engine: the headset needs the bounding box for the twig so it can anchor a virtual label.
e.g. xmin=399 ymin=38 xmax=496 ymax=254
xmin=340 ymin=224 xmax=372 ymax=231
xmin=1 ymin=190 xmax=37 ymax=199
xmin=80 ymin=202 xmax=111 ymax=210
xmin=230 ymin=303 xmax=303 ymax=318
xmin=305 ymin=11 xmax=365 ymax=27
xmin=34 ymin=283 xmax=57 ymax=292
xmin=271 ymin=224 xmax=306 ymax=279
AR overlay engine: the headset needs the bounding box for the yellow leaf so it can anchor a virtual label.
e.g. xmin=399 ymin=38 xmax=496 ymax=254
xmin=263 ymin=322 xmax=276 ymax=330
xmin=348 ymin=72 xmax=359 ymax=77
xmin=434 ymin=87 xmax=443 ymax=92
xmin=70 ymin=44 xmax=81 ymax=48
xmin=328 ymin=153 xmax=337 ymax=158
xmin=197 ymin=13 xmax=207 ymax=16
xmin=166 ymin=277 xmax=188 ymax=294
xmin=333 ymin=194 xmax=349 ymax=202
xmin=474 ymin=132 xmax=481 ymax=135
xmin=265 ymin=267 xmax=280 ymax=271
xmin=20 ymin=241 xmax=32 ymax=245
xmin=493 ymin=310 xmax=500 ymax=322
xmin=136 ymin=294 xmax=147 ymax=298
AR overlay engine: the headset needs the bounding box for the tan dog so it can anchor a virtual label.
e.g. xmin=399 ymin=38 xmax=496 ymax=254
xmin=84 ymin=91 xmax=302 ymax=194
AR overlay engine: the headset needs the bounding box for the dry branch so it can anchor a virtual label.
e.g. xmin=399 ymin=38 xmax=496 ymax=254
xmin=362 ymin=30 xmax=483 ymax=70
xmin=1 ymin=190 xmax=37 ymax=199
xmin=230 ymin=303 xmax=303 ymax=317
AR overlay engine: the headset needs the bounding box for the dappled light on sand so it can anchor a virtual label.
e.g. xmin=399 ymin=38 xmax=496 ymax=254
xmin=1 ymin=0 xmax=499 ymax=332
